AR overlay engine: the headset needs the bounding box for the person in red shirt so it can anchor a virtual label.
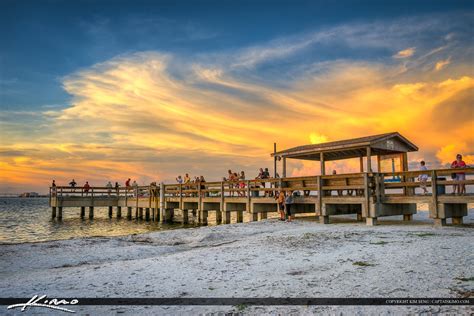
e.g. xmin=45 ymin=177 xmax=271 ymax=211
xmin=451 ymin=154 xmax=467 ymax=195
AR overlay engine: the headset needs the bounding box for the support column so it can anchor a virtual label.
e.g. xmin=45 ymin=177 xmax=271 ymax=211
xmin=273 ymin=142 xmax=277 ymax=178
xmin=89 ymin=206 xmax=94 ymax=219
xmin=160 ymin=182 xmax=166 ymax=222
xmin=200 ymin=210 xmax=208 ymax=225
xmin=138 ymin=208 xmax=143 ymax=219
xmin=145 ymin=208 xmax=150 ymax=221
xmin=135 ymin=208 xmax=139 ymax=219
xmin=366 ymin=217 xmax=377 ymax=226
xmin=108 ymin=206 xmax=113 ymax=218
xmin=250 ymin=213 xmax=258 ymax=221
xmin=320 ymin=215 xmax=329 ymax=224
xmin=51 ymin=207 xmax=57 ymax=219
xmin=258 ymin=212 xmax=267 ymax=221
xmin=236 ymin=210 xmax=244 ymax=223
xmin=154 ymin=208 xmax=160 ymax=222
xmin=116 ymin=206 xmax=122 ymax=218
xmin=223 ymin=211 xmax=231 ymax=224
xmin=57 ymin=207 xmax=63 ymax=219
xmin=452 ymin=217 xmax=463 ymax=225
xmin=215 ymin=210 xmax=222 ymax=224
xmin=182 ymin=210 xmax=189 ymax=224
xmin=80 ymin=206 xmax=85 ymax=219
xmin=403 ymin=214 xmax=413 ymax=221
xmin=359 ymin=155 xmax=364 ymax=172
xmin=320 ymin=152 xmax=325 ymax=175
xmin=434 ymin=218 xmax=446 ymax=227
xmin=282 ymin=157 xmax=287 ymax=178
xmin=164 ymin=209 xmax=174 ymax=222
xmin=127 ymin=207 xmax=132 ymax=220
xmin=366 ymin=147 xmax=372 ymax=172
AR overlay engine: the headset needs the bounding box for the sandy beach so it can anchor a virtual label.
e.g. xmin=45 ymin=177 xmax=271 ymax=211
xmin=1 ymin=210 xmax=473 ymax=315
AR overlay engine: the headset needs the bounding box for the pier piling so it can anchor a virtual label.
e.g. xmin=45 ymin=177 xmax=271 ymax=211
xmin=80 ymin=207 xmax=85 ymax=218
xmin=89 ymin=206 xmax=94 ymax=219
xmin=108 ymin=206 xmax=113 ymax=218
xmin=51 ymin=207 xmax=56 ymax=219
xmin=127 ymin=207 xmax=132 ymax=220
xmin=117 ymin=206 xmax=122 ymax=218
xmin=145 ymin=208 xmax=150 ymax=221
xmin=57 ymin=207 xmax=63 ymax=219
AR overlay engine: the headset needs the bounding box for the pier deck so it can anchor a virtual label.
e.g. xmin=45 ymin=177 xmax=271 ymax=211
xmin=49 ymin=167 xmax=473 ymax=226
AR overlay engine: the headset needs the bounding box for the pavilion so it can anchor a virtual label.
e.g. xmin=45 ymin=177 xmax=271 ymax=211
xmin=272 ymin=132 xmax=419 ymax=177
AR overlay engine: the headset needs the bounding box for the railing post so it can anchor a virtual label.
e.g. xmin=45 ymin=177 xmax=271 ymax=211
xmin=160 ymin=182 xmax=165 ymax=221
xmin=431 ymin=170 xmax=439 ymax=219
xmin=317 ymin=176 xmax=322 ymax=216
xmin=179 ymin=184 xmax=183 ymax=209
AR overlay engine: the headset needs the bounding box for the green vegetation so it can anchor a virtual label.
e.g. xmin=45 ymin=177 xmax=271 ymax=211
xmin=455 ymin=276 xmax=474 ymax=282
xmin=353 ymin=261 xmax=375 ymax=267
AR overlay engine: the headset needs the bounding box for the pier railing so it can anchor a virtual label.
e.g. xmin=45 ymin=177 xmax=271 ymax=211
xmin=49 ymin=167 xmax=473 ymax=204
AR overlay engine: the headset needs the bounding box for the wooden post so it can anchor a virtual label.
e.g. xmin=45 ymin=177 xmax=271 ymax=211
xmin=250 ymin=213 xmax=258 ymax=221
xmin=127 ymin=207 xmax=132 ymax=220
xmin=317 ymin=176 xmax=323 ymax=216
xmin=359 ymin=155 xmax=364 ymax=172
xmin=377 ymin=155 xmax=381 ymax=172
xmin=200 ymin=210 xmax=208 ymax=225
xmin=80 ymin=206 xmax=85 ymax=218
xmin=182 ymin=210 xmax=189 ymax=224
xmin=51 ymin=207 xmax=57 ymax=218
xmin=273 ymin=142 xmax=277 ymax=178
xmin=282 ymin=157 xmax=287 ymax=178
xmin=431 ymin=170 xmax=439 ymax=219
xmin=237 ymin=210 xmax=243 ymax=223
xmin=366 ymin=147 xmax=372 ymax=172
xmin=320 ymin=152 xmax=325 ymax=175
xmin=117 ymin=206 xmax=122 ymax=218
xmin=363 ymin=173 xmax=374 ymax=225
xmin=160 ymin=182 xmax=165 ymax=222
xmin=223 ymin=211 xmax=231 ymax=224
xmin=108 ymin=206 xmax=113 ymax=218
xmin=145 ymin=208 xmax=149 ymax=220
xmin=215 ymin=210 xmax=222 ymax=224
xmin=89 ymin=206 xmax=94 ymax=219
xmin=138 ymin=207 xmax=143 ymax=219
xmin=57 ymin=207 xmax=63 ymax=219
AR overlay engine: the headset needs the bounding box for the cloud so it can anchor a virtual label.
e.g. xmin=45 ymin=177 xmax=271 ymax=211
xmin=393 ymin=47 xmax=416 ymax=58
xmin=1 ymin=12 xmax=473 ymax=193
xmin=435 ymin=58 xmax=451 ymax=71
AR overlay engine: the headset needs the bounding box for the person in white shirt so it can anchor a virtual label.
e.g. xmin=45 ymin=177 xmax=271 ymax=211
xmin=106 ymin=181 xmax=113 ymax=196
xmin=418 ymin=161 xmax=429 ymax=195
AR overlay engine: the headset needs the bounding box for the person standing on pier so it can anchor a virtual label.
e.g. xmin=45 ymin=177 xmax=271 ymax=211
xmin=83 ymin=181 xmax=90 ymax=196
xmin=418 ymin=161 xmax=429 ymax=195
xmin=51 ymin=180 xmax=56 ymax=197
xmin=106 ymin=181 xmax=113 ymax=196
xmin=69 ymin=179 xmax=76 ymax=188
xmin=451 ymin=154 xmax=467 ymax=195
xmin=115 ymin=182 xmax=120 ymax=196
xmin=125 ymin=178 xmax=131 ymax=196
xmin=176 ymin=175 xmax=183 ymax=184
xmin=132 ymin=180 xmax=138 ymax=197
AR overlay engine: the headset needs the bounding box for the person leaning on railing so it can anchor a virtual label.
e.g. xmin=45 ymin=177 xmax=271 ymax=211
xmin=417 ymin=161 xmax=429 ymax=195
xmin=451 ymin=154 xmax=468 ymax=195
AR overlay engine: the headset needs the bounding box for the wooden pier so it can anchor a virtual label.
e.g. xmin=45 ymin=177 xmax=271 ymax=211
xmin=49 ymin=167 xmax=473 ymax=226
xmin=48 ymin=133 xmax=473 ymax=227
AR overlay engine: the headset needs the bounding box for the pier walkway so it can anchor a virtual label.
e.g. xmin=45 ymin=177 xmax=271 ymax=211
xmin=49 ymin=167 xmax=473 ymax=226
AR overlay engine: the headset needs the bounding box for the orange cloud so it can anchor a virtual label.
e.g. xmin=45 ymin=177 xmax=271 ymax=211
xmin=393 ymin=47 xmax=415 ymax=58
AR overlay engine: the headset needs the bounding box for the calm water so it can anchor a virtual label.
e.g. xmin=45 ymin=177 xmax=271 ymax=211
xmin=0 ymin=198 xmax=202 ymax=244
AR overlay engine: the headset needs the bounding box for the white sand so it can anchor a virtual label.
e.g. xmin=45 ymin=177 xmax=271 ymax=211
xmin=1 ymin=210 xmax=473 ymax=315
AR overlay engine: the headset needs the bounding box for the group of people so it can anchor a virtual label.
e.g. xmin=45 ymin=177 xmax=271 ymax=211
xmin=417 ymin=154 xmax=468 ymax=195
xmin=275 ymin=190 xmax=297 ymax=222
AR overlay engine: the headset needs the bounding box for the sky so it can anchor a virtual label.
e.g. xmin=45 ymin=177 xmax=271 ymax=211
xmin=0 ymin=0 xmax=473 ymax=193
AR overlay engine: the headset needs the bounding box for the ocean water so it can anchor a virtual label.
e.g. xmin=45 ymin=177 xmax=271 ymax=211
xmin=0 ymin=198 xmax=201 ymax=244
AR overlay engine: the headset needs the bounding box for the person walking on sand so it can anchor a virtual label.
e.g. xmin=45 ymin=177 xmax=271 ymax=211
xmin=83 ymin=181 xmax=90 ymax=196
xmin=451 ymin=154 xmax=467 ymax=195
xmin=285 ymin=191 xmax=295 ymax=222
xmin=276 ymin=190 xmax=286 ymax=221
xmin=418 ymin=161 xmax=429 ymax=195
